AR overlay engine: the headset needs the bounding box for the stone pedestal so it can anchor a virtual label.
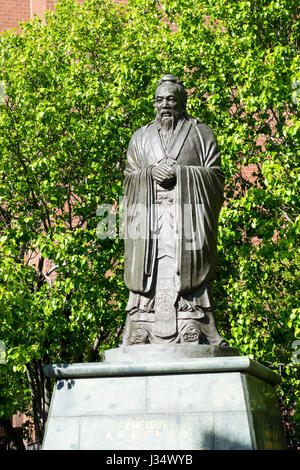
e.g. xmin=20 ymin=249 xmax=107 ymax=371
xmin=42 ymin=345 xmax=287 ymax=450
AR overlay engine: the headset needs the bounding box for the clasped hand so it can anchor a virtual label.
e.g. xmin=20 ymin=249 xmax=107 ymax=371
xmin=152 ymin=163 xmax=176 ymax=187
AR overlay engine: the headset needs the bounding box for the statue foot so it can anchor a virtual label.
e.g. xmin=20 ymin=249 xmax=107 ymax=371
xmin=128 ymin=326 xmax=150 ymax=345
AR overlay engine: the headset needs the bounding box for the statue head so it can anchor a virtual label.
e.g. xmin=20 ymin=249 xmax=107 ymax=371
xmin=155 ymin=75 xmax=187 ymax=129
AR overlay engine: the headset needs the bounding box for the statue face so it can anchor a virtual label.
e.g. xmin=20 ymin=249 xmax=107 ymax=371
xmin=155 ymin=82 xmax=184 ymax=123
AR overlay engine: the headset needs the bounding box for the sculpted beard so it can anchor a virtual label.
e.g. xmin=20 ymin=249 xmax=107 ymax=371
xmin=158 ymin=115 xmax=174 ymax=146
xmin=156 ymin=110 xmax=180 ymax=140
xmin=159 ymin=114 xmax=175 ymax=132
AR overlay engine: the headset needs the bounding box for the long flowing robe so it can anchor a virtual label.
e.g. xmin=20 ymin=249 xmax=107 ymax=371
xmin=123 ymin=115 xmax=224 ymax=311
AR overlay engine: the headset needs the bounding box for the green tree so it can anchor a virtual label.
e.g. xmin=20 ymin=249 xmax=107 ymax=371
xmin=0 ymin=0 xmax=299 ymax=448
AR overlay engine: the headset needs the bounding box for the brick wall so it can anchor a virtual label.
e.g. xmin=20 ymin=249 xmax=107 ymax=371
xmin=31 ymin=0 xmax=47 ymax=18
xmin=0 ymin=0 xmax=30 ymax=33
xmin=0 ymin=0 xmax=90 ymax=33
xmin=46 ymin=0 xmax=56 ymax=10
xmin=0 ymin=0 xmax=126 ymax=34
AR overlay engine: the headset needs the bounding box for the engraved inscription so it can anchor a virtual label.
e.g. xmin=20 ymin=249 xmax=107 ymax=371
xmin=125 ymin=419 xmax=167 ymax=431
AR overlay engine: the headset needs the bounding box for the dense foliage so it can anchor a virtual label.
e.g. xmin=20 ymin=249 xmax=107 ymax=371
xmin=0 ymin=0 xmax=299 ymax=447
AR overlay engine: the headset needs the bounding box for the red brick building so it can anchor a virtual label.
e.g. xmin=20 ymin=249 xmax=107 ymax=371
xmin=0 ymin=0 xmax=59 ymax=33
xmin=0 ymin=0 xmax=126 ymax=33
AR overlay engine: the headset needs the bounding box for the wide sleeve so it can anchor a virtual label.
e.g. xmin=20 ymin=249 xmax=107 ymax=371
xmin=174 ymin=123 xmax=225 ymax=293
xmin=123 ymin=129 xmax=156 ymax=293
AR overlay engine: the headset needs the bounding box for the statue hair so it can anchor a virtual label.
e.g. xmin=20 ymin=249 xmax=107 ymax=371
xmin=156 ymin=74 xmax=187 ymax=109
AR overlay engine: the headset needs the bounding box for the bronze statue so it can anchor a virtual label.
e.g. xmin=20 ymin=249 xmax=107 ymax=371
xmin=121 ymin=75 xmax=228 ymax=346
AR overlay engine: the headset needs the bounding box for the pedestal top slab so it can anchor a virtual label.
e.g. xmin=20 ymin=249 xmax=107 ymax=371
xmin=44 ymin=349 xmax=280 ymax=385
